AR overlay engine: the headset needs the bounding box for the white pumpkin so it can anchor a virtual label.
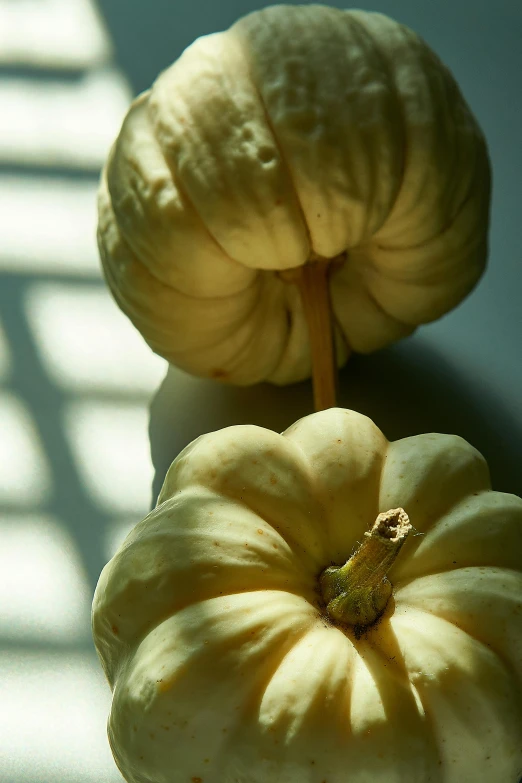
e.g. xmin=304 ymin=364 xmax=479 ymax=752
xmin=98 ymin=5 xmax=490 ymax=386
xmin=92 ymin=408 xmax=522 ymax=783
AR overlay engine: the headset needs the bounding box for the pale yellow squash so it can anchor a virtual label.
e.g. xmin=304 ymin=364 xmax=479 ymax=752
xmin=98 ymin=5 xmax=491 ymax=385
xmin=92 ymin=408 xmax=522 ymax=783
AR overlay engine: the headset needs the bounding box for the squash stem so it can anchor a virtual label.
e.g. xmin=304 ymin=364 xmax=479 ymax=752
xmin=296 ymin=256 xmax=338 ymax=411
xmin=320 ymin=508 xmax=411 ymax=634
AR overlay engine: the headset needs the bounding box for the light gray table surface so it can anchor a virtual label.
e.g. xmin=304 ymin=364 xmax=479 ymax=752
xmin=0 ymin=2 xmax=520 ymax=782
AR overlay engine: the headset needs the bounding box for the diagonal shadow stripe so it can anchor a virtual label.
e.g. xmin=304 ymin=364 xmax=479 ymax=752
xmin=0 ymin=273 xmax=110 ymax=593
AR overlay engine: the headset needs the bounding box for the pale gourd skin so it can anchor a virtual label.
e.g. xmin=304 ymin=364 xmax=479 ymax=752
xmin=98 ymin=5 xmax=491 ymax=386
xmin=92 ymin=408 xmax=522 ymax=783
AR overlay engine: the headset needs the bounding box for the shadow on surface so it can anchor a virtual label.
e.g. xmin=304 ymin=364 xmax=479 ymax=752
xmin=149 ymin=336 xmax=522 ymax=504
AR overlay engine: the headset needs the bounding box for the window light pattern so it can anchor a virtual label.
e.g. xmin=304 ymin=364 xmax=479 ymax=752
xmin=0 ymin=392 xmax=52 ymax=506
xmin=0 ymin=650 xmax=122 ymax=782
xmin=0 ymin=70 xmax=131 ymax=168
xmin=0 ymin=514 xmax=91 ymax=642
xmin=25 ymin=283 xmax=167 ymax=393
xmin=0 ymin=176 xmax=100 ymax=276
xmin=0 ymin=2 xmax=165 ymax=781
xmin=65 ymin=401 xmax=155 ymax=515
xmin=0 ymin=0 xmax=111 ymax=68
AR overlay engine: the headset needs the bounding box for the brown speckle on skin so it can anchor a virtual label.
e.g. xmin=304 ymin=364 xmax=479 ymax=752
xmin=211 ymin=368 xmax=228 ymax=380
xmin=270 ymin=475 xmax=278 ymax=485
xmin=191 ymin=778 xmax=203 ymax=783
xmin=111 ymin=624 xmax=119 ymax=635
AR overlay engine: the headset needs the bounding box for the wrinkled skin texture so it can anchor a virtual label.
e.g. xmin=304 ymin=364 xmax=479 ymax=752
xmin=92 ymin=409 xmax=522 ymax=783
xmin=98 ymin=5 xmax=491 ymax=385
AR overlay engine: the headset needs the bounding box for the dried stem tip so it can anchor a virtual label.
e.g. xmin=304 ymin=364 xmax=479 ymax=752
xmin=320 ymin=508 xmax=411 ymax=631
xmin=371 ymin=508 xmax=412 ymax=543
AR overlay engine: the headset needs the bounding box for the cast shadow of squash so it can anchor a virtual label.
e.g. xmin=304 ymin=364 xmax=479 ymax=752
xmin=149 ymin=336 xmax=522 ymax=506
